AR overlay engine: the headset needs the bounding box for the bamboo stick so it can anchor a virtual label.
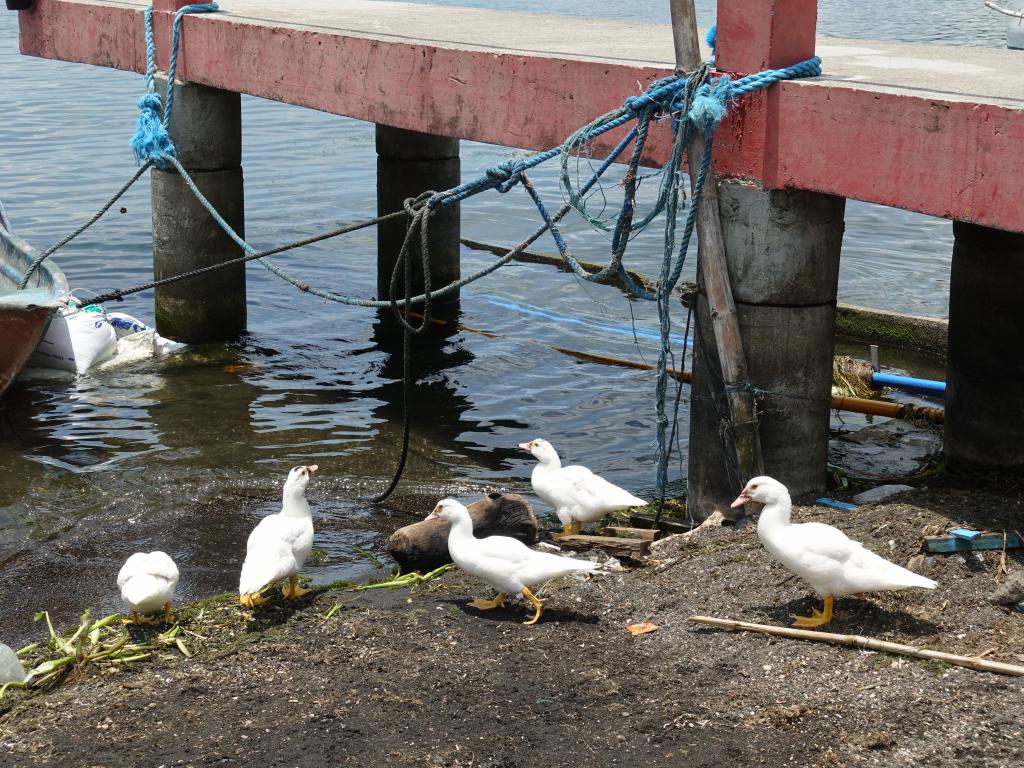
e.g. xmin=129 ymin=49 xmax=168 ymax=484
xmin=688 ymin=615 xmax=1024 ymax=677
xmin=669 ymin=1 xmax=765 ymax=494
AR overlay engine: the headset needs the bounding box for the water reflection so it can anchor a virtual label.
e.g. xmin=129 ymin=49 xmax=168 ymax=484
xmin=0 ymin=1 xmax=976 ymax=643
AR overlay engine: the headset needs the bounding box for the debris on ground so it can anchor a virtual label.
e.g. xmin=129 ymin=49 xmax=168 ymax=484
xmin=1 ymin=484 xmax=1022 ymax=767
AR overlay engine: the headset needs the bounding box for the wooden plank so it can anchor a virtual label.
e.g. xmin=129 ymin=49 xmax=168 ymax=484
xmin=556 ymin=535 xmax=651 ymax=559
xmin=602 ymin=526 xmax=659 ymax=541
xmin=671 ymin=0 xmax=764 ymax=495
xmin=924 ymin=532 xmax=1023 ymax=553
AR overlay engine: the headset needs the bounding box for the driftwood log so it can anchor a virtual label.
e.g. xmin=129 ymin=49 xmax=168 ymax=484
xmin=387 ymin=492 xmax=537 ymax=573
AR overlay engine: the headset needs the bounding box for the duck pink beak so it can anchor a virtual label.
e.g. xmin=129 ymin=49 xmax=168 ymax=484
xmin=518 ymin=442 xmax=532 ymax=452
xmin=730 ymin=489 xmax=751 ymax=508
xmin=424 ymin=505 xmax=440 ymax=522
xmin=306 ymin=465 xmax=318 ymax=473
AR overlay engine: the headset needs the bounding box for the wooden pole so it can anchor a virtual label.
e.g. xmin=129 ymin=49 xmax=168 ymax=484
xmin=669 ymin=1 xmax=765 ymax=495
xmin=689 ymin=615 xmax=1024 ymax=677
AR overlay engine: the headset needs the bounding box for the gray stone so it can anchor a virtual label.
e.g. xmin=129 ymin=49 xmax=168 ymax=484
xmin=852 ymin=484 xmax=915 ymax=504
xmin=989 ymin=571 xmax=1024 ymax=606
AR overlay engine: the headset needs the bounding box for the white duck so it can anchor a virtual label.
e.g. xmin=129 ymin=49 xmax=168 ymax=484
xmin=519 ymin=438 xmax=646 ymax=536
xmin=0 ymin=642 xmax=26 ymax=686
xmin=239 ymin=465 xmax=318 ymax=608
xmin=732 ymin=476 xmax=936 ymax=628
xmin=117 ymin=551 xmax=179 ymax=625
xmin=426 ymin=498 xmax=602 ymax=625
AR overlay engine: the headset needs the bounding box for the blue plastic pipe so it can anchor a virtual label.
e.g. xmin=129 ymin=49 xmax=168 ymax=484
xmin=871 ymin=372 xmax=946 ymax=397
xmin=477 ymin=295 xmax=691 ymax=347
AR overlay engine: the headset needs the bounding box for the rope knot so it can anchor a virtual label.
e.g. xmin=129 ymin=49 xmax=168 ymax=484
xmin=486 ymin=159 xmax=526 ymax=192
xmin=623 ymin=94 xmax=649 ymax=114
xmin=129 ymin=92 xmax=176 ymax=168
xmin=688 ymin=75 xmax=733 ymax=135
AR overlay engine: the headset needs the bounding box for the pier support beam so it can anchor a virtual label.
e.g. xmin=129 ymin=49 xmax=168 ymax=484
xmin=687 ymin=181 xmax=845 ymax=519
xmin=151 ymin=75 xmax=245 ymax=341
xmin=945 ymin=223 xmax=1024 ymax=469
xmin=376 ymin=125 xmax=460 ymax=305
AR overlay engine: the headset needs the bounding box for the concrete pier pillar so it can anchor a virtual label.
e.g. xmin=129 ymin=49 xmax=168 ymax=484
xmin=687 ymin=181 xmax=846 ymax=519
xmin=151 ymin=75 xmax=245 ymax=341
xmin=945 ymin=222 xmax=1024 ymax=468
xmin=376 ymin=125 xmax=460 ymax=305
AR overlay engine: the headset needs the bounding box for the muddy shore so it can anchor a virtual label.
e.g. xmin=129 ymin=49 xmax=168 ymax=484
xmin=2 ymin=482 xmax=1022 ymax=767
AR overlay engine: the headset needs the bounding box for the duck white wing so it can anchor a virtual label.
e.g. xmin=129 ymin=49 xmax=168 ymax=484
xmin=835 ymin=540 xmax=936 ymax=594
xmin=0 ymin=643 xmax=25 ymax=685
xmin=469 ymin=534 xmax=598 ymax=580
xmin=451 ymin=532 xmax=598 ymax=591
xmin=239 ymin=514 xmax=310 ymax=595
xmin=563 ymin=465 xmax=646 ymax=520
xmin=473 ymin=534 xmax=536 ymax=563
xmin=118 ymin=552 xmax=179 ymax=614
xmin=118 ymin=551 xmax=179 ymax=586
xmin=512 ymin=548 xmax=600 ymax=585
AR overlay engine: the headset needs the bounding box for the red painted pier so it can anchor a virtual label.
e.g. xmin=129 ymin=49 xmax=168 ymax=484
xmin=13 ymin=0 xmax=1024 ymax=513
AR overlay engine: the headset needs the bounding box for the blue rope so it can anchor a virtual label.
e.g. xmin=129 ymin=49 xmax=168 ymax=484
xmin=145 ymin=34 xmax=815 ymax=494
xmin=112 ymin=7 xmax=820 ymax=495
xmin=18 ymin=3 xmax=823 ymax=498
xmin=130 ymin=3 xmax=218 ymax=169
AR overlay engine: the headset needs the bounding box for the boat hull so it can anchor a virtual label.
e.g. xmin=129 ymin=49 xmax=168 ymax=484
xmin=0 ymin=219 xmax=69 ymax=395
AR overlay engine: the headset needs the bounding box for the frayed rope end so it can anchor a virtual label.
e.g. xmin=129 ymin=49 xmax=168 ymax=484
xmin=688 ymin=76 xmax=733 ymax=134
xmin=130 ymin=92 xmax=176 ymax=168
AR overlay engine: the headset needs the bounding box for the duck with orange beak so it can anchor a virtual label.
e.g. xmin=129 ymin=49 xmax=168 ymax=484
xmin=239 ymin=464 xmax=319 ymax=608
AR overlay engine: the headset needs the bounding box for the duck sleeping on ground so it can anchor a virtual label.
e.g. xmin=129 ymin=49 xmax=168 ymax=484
xmin=0 ymin=642 xmax=25 ymax=686
xmin=117 ymin=551 xmax=179 ymax=625
xmin=426 ymin=498 xmax=603 ymax=625
xmin=239 ymin=465 xmax=318 ymax=608
xmin=519 ymin=438 xmax=646 ymax=536
xmin=733 ymin=476 xmax=936 ymax=628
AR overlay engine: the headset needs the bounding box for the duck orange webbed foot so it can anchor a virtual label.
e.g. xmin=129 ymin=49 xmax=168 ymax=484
xmin=282 ymin=575 xmax=313 ymax=599
xmin=791 ymin=595 xmax=834 ymax=628
xmin=240 ymin=592 xmax=270 ymax=609
xmin=469 ymin=593 xmax=506 ymax=611
xmin=121 ymin=612 xmax=159 ymax=626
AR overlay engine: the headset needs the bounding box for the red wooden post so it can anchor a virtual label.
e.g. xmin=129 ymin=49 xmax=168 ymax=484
xmin=716 ymin=0 xmax=817 ymax=72
xmin=713 ymin=0 xmax=818 ymax=188
xmin=153 ymin=0 xmax=191 ymax=10
xmin=151 ymin=0 xmax=191 ymax=72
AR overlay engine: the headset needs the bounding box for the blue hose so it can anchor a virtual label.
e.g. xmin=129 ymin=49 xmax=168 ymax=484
xmin=871 ymin=372 xmax=945 ymax=397
xmin=477 ymin=295 xmax=691 ymax=347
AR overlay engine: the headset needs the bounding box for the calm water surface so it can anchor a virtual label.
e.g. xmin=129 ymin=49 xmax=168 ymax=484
xmin=0 ymin=3 xmax=1003 ymax=641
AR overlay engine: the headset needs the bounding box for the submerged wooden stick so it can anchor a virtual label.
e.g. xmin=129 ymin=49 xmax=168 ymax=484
xmin=688 ymin=615 xmax=1024 ymax=677
xmin=670 ymin=1 xmax=765 ymax=493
